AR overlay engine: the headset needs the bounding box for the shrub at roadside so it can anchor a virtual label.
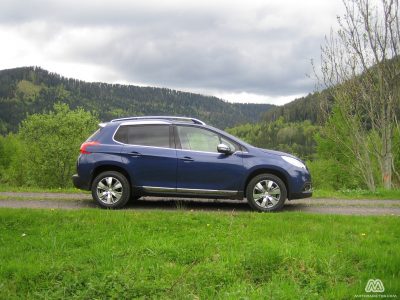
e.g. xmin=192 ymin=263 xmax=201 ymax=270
xmin=1 ymin=103 xmax=98 ymax=188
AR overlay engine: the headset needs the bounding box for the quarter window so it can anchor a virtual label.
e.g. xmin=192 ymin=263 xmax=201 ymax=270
xmin=114 ymin=125 xmax=170 ymax=148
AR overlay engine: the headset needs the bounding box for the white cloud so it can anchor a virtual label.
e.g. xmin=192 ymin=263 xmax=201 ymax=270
xmin=215 ymin=91 xmax=306 ymax=105
xmin=0 ymin=0 xmax=344 ymax=105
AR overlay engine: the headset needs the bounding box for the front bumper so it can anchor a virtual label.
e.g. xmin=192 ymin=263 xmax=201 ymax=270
xmin=72 ymin=174 xmax=90 ymax=191
xmin=289 ymin=182 xmax=313 ymax=200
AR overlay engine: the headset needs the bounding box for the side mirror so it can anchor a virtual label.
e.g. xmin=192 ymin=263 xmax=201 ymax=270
xmin=217 ymin=143 xmax=232 ymax=155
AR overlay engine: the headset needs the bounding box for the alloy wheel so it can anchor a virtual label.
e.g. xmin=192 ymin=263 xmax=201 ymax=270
xmin=96 ymin=176 xmax=123 ymax=204
xmin=252 ymin=179 xmax=281 ymax=209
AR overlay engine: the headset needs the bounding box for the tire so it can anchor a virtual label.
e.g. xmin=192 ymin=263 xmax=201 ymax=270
xmin=91 ymin=171 xmax=130 ymax=209
xmin=130 ymin=195 xmax=141 ymax=202
xmin=246 ymin=174 xmax=287 ymax=212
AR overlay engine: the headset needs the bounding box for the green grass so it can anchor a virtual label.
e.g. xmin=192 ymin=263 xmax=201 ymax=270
xmin=0 ymin=209 xmax=399 ymax=299
xmin=313 ymin=188 xmax=400 ymax=199
xmin=0 ymin=185 xmax=88 ymax=194
xmin=0 ymin=195 xmax=90 ymax=202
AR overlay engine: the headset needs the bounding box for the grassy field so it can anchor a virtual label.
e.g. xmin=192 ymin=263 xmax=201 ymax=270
xmin=0 ymin=208 xmax=399 ymax=299
xmin=313 ymin=188 xmax=400 ymax=200
xmin=0 ymin=185 xmax=86 ymax=194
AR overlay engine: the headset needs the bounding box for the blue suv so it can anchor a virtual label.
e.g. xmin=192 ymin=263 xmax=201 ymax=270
xmin=72 ymin=116 xmax=312 ymax=211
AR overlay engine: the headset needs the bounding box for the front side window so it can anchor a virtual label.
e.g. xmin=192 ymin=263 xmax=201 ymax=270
xmin=114 ymin=125 xmax=170 ymax=148
xmin=177 ymin=126 xmax=239 ymax=153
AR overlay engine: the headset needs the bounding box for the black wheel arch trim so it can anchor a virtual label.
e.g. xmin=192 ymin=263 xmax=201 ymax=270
xmin=91 ymin=163 xmax=133 ymax=189
xmin=243 ymin=167 xmax=290 ymax=199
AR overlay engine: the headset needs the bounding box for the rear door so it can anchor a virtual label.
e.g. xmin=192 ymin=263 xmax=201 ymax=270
xmin=115 ymin=124 xmax=177 ymax=189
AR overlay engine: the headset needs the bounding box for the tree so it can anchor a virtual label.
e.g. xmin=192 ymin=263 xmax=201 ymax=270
xmin=227 ymin=118 xmax=319 ymax=161
xmin=313 ymin=106 xmax=377 ymax=190
xmin=13 ymin=103 xmax=99 ymax=188
xmin=318 ymin=0 xmax=400 ymax=190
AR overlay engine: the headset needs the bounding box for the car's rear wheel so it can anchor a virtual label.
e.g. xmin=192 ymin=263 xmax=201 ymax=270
xmin=92 ymin=171 xmax=130 ymax=209
xmin=246 ymin=174 xmax=287 ymax=212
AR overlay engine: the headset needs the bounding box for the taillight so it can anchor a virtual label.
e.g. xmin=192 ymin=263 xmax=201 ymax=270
xmin=80 ymin=141 xmax=99 ymax=154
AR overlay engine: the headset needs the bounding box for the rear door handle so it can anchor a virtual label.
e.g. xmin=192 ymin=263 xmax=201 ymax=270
xmin=129 ymin=151 xmax=142 ymax=157
xmin=180 ymin=156 xmax=194 ymax=162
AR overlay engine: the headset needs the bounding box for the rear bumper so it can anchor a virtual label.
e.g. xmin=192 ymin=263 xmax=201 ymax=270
xmin=72 ymin=174 xmax=90 ymax=191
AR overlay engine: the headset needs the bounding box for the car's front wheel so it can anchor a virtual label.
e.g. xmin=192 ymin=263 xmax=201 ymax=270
xmin=246 ymin=174 xmax=287 ymax=212
xmin=92 ymin=171 xmax=130 ymax=209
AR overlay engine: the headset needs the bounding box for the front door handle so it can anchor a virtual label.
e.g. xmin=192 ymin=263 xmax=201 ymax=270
xmin=129 ymin=151 xmax=142 ymax=157
xmin=180 ymin=156 xmax=194 ymax=162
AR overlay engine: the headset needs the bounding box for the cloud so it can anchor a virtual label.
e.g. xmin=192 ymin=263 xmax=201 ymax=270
xmin=0 ymin=0 xmax=343 ymax=104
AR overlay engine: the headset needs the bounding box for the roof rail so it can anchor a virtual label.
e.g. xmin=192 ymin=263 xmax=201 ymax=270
xmin=110 ymin=116 xmax=206 ymax=125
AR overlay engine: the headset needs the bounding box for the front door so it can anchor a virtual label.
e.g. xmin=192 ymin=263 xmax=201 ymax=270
xmin=175 ymin=125 xmax=245 ymax=195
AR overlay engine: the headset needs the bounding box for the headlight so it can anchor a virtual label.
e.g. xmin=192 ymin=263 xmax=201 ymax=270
xmin=281 ymin=156 xmax=306 ymax=169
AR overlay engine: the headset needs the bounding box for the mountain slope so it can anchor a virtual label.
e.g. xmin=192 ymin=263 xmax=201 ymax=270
xmin=263 ymin=56 xmax=400 ymax=124
xmin=0 ymin=67 xmax=274 ymax=133
xmin=262 ymin=91 xmax=332 ymax=124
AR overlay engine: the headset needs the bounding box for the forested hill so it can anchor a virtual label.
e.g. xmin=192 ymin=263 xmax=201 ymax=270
xmin=0 ymin=67 xmax=274 ymax=133
xmin=262 ymin=91 xmax=332 ymax=124
xmin=263 ymin=55 xmax=400 ymax=125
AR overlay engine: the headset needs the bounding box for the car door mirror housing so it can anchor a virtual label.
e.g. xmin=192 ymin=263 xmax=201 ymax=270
xmin=217 ymin=143 xmax=232 ymax=155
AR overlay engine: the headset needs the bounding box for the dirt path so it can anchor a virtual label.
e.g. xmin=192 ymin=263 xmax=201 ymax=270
xmin=0 ymin=192 xmax=399 ymax=215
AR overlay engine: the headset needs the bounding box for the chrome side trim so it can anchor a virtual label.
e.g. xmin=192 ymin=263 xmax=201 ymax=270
xmin=177 ymin=149 xmax=245 ymax=155
xmin=111 ymin=123 xmax=248 ymax=154
xmin=176 ymin=188 xmax=238 ymax=196
xmin=142 ymin=186 xmax=176 ymax=193
xmin=112 ymin=124 xmax=243 ymax=154
xmin=112 ymin=124 xmax=174 ymax=149
xmin=141 ymin=186 xmax=238 ymax=196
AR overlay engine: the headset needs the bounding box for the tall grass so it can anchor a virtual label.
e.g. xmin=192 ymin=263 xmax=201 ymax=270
xmin=0 ymin=208 xmax=398 ymax=299
xmin=313 ymin=188 xmax=400 ymax=199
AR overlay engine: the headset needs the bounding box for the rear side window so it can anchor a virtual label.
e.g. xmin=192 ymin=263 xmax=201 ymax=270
xmin=114 ymin=126 xmax=128 ymax=143
xmin=114 ymin=125 xmax=171 ymax=148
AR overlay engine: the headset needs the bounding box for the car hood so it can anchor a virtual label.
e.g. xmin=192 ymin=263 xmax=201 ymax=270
xmin=258 ymin=148 xmax=298 ymax=159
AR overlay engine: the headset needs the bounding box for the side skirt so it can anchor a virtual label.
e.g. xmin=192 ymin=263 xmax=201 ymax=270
xmin=139 ymin=186 xmax=244 ymax=200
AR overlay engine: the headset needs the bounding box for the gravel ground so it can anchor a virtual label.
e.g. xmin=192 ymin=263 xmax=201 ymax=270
xmin=0 ymin=192 xmax=399 ymax=215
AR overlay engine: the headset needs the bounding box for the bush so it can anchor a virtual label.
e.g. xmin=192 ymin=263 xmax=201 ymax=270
xmin=0 ymin=134 xmax=24 ymax=184
xmin=2 ymin=103 xmax=99 ymax=188
xmin=307 ymin=159 xmax=363 ymax=190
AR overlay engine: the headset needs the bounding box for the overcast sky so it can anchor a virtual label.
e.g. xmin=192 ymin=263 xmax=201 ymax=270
xmin=0 ymin=0 xmax=344 ymax=105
